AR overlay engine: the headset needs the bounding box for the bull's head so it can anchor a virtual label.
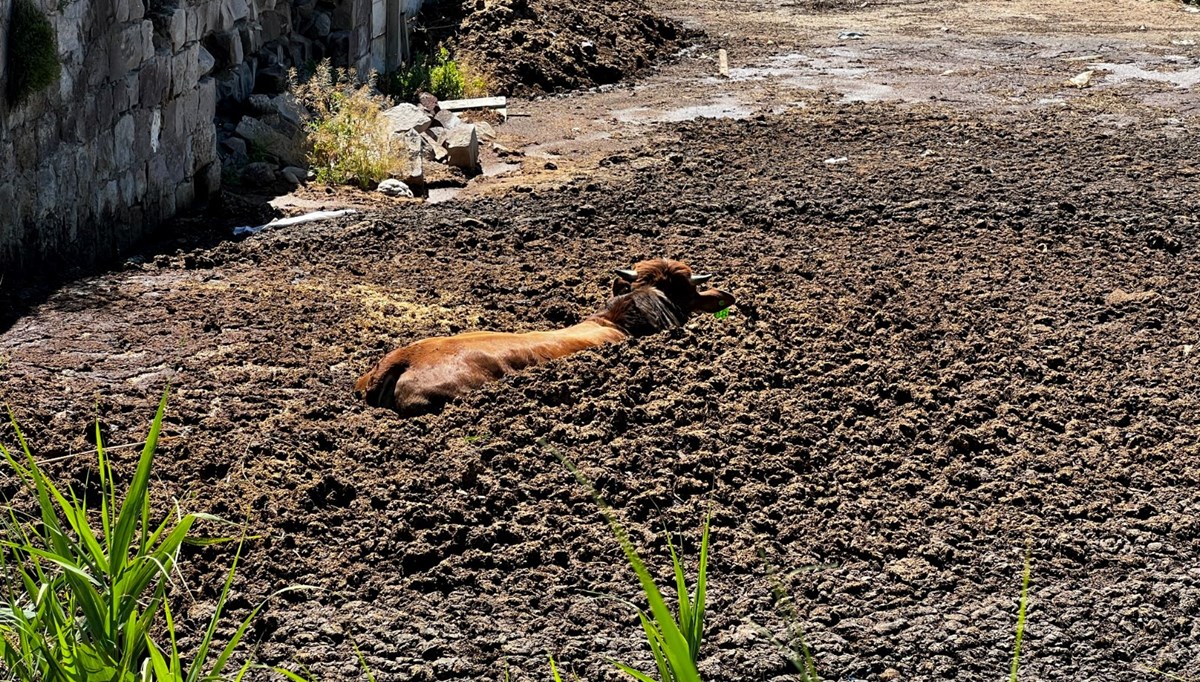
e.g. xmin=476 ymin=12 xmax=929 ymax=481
xmin=611 ymin=259 xmax=736 ymax=316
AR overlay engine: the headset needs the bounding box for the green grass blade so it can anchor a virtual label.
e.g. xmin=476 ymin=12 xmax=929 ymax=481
xmin=553 ymin=449 xmax=702 ymax=682
xmin=638 ymin=611 xmax=672 ymax=682
xmin=1009 ymin=542 xmax=1033 ymax=682
xmin=111 ymin=387 xmax=169 ymax=577
xmin=667 ymin=531 xmax=692 ymax=653
xmin=691 ymin=515 xmax=710 ymax=663
xmin=185 ymin=533 xmax=244 ymax=682
xmin=612 ymin=661 xmax=661 ymax=682
xmin=548 ymin=653 xmax=564 ymax=682
xmin=266 ymin=666 xmax=312 ymax=682
xmin=353 ymin=639 xmax=378 ymax=682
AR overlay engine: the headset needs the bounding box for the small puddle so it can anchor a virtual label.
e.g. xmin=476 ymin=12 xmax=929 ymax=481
xmin=1091 ymin=62 xmax=1200 ymax=88
xmin=612 ymin=95 xmax=755 ymax=124
xmin=712 ymin=52 xmax=895 ymax=102
xmin=427 ymin=187 xmax=464 ymax=203
xmin=481 ymin=161 xmax=521 ymax=177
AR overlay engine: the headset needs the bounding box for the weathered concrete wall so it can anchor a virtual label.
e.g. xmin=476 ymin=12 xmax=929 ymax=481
xmin=0 ymin=0 xmax=412 ymax=275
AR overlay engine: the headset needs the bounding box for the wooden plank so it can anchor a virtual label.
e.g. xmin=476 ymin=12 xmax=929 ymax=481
xmin=718 ymin=49 xmax=729 ymax=78
xmin=440 ymin=96 xmax=508 ymax=111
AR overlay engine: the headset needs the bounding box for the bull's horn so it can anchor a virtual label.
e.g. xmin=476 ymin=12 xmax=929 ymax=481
xmin=690 ymin=273 xmax=714 ymax=284
xmin=614 ymin=268 xmax=638 ymax=282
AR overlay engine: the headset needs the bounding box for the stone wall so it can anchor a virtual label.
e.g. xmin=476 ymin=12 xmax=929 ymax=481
xmin=0 ymin=0 xmax=419 ymax=275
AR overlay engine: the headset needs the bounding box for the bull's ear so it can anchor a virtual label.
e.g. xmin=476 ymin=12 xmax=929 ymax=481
xmin=612 ymin=278 xmax=632 ymax=296
xmin=694 ymin=288 xmax=736 ymax=313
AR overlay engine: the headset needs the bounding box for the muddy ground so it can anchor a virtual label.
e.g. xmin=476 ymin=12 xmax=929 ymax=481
xmin=4 ymin=0 xmax=1200 ymax=681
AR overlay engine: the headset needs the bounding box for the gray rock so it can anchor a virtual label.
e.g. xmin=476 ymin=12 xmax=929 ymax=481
xmin=235 ymin=115 xmax=305 ymax=166
xmin=474 ymin=121 xmax=497 ymax=141
xmin=397 ymin=130 xmax=424 ymax=185
xmin=418 ymin=91 xmax=438 ymax=114
xmin=282 ymin=165 xmax=308 ymax=183
xmin=248 ymin=94 xmax=274 ymax=114
xmin=241 ymin=161 xmax=277 ymax=187
xmin=206 ymin=29 xmax=243 ymax=68
xmin=444 ymin=124 xmax=479 ymax=169
xmin=381 ymin=103 xmax=431 ymax=135
xmin=272 ymin=95 xmax=307 ymax=127
xmin=280 ymin=167 xmax=303 ymax=186
xmin=313 ymin=11 xmax=332 ymax=37
xmin=256 ymin=65 xmax=288 ymax=94
xmin=197 ymin=45 xmax=216 ymax=77
xmin=377 ymin=179 xmax=412 ymax=197
xmin=420 ymin=131 xmax=448 ymax=163
xmin=221 ymin=136 xmax=249 ymax=165
xmin=433 ymin=109 xmax=460 ymax=130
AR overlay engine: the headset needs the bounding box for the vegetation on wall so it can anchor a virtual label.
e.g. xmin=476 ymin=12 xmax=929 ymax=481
xmin=6 ymin=0 xmax=61 ymax=105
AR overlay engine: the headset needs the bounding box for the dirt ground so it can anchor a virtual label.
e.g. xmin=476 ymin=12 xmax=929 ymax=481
xmin=441 ymin=0 xmax=685 ymax=96
xmin=3 ymin=0 xmax=1200 ymax=681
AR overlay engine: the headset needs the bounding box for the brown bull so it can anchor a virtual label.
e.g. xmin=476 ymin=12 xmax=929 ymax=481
xmin=354 ymin=259 xmax=736 ymax=415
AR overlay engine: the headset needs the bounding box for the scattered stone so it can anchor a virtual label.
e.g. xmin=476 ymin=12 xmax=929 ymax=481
xmin=377 ymin=179 xmax=413 ymax=197
xmin=544 ymin=161 xmax=558 ymax=170
xmin=1146 ymin=231 xmax=1182 ymax=253
xmin=221 ymin=137 xmax=249 ymax=165
xmin=241 ymin=161 xmax=278 ymax=187
xmin=282 ymin=166 xmax=308 ymax=185
xmin=419 ymin=91 xmax=439 ymax=115
xmin=433 ymin=109 xmax=461 ymax=130
xmin=381 ymin=103 xmax=432 ymax=135
xmin=838 ymin=31 xmax=868 ymax=40
xmin=880 ymin=669 xmax=901 ymax=681
xmin=1105 ymin=288 xmax=1158 ymax=306
xmin=444 ymin=125 xmax=480 ymax=169
xmin=474 ymin=121 xmax=497 ymax=141
xmin=235 ymin=116 xmax=306 ymax=166
xmin=493 ymin=143 xmax=522 ymax=158
xmin=872 ymin=619 xmax=908 ymax=635
xmin=398 ymin=130 xmax=425 ymax=185
xmin=248 ymin=94 xmax=274 ymax=114
xmin=420 ymin=131 xmax=449 ymax=163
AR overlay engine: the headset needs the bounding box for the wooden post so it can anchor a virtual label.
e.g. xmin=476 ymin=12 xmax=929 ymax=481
xmin=718 ymin=49 xmax=729 ymax=78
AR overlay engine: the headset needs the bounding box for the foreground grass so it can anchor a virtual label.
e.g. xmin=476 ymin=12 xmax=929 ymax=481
xmin=0 ymin=391 xmax=297 ymax=682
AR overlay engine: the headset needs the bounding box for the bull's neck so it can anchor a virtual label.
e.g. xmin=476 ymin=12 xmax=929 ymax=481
xmin=587 ymin=288 xmax=685 ymax=337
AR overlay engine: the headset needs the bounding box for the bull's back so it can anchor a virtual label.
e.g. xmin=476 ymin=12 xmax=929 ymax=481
xmin=360 ymin=321 xmax=626 ymax=415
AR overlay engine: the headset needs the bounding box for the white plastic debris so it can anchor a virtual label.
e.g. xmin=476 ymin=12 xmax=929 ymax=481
xmin=377 ymin=179 xmax=414 ymax=197
xmin=1068 ymin=70 xmax=1095 ymax=88
xmin=232 ymin=209 xmax=358 ymax=236
xmin=824 ymin=156 xmax=849 ymax=165
xmin=838 ymin=31 xmax=868 ymax=40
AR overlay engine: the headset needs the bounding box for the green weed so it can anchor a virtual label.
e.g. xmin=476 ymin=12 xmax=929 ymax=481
xmin=0 ymin=389 xmax=302 ymax=682
xmin=384 ymin=46 xmax=488 ymax=101
xmin=758 ymin=556 xmax=820 ymax=682
xmin=552 ymin=445 xmax=705 ymax=682
xmin=1009 ymin=542 xmax=1033 ymax=682
xmin=290 ymin=60 xmax=409 ymax=189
